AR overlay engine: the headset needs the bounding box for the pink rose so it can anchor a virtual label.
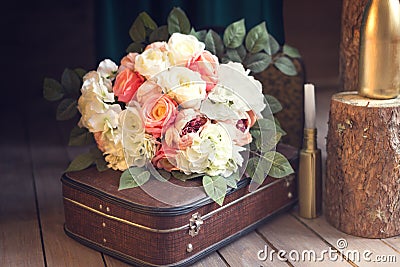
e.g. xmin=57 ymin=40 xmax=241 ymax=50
xmin=187 ymin=50 xmax=219 ymax=92
xmin=113 ymin=68 xmax=145 ymax=103
xmin=152 ymin=145 xmax=178 ymax=172
xmin=120 ymin=53 xmax=138 ymax=71
xmin=142 ymin=94 xmax=178 ymax=139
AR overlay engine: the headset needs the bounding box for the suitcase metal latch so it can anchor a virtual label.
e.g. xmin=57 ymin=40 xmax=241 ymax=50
xmin=189 ymin=212 xmax=203 ymax=237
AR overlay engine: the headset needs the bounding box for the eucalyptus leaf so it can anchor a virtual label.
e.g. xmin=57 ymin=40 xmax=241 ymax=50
xmin=68 ymin=126 xmax=94 ymax=146
xmin=126 ymin=42 xmax=145 ymax=53
xmin=65 ymin=152 xmax=94 ymax=172
xmin=129 ymin=16 xmax=146 ymax=43
xmin=245 ymin=22 xmax=269 ymax=53
xmin=243 ymin=52 xmax=272 ymax=73
xmin=268 ymin=34 xmax=280 ymax=55
xmin=205 ymin=30 xmax=224 ymax=56
xmin=90 ymin=147 xmax=104 ymax=159
xmin=264 ymin=94 xmax=283 ymax=114
xmin=262 ymin=151 xmax=294 ymax=178
xmin=167 ymin=7 xmax=191 ymax=34
xmin=259 ymin=132 xmax=282 ymax=152
xmin=223 ymin=19 xmax=246 ymax=49
xmin=149 ymin=25 xmax=169 ymax=42
xmin=43 ymin=78 xmax=64 ymax=101
xmin=56 ymin=98 xmax=77 ymax=121
xmin=61 ymin=68 xmax=81 ymax=96
xmin=202 ymin=175 xmax=227 ymax=206
xmin=118 ymin=167 xmax=150 ymax=190
xmin=189 ymin=28 xmax=207 ymax=42
xmin=274 ymin=56 xmax=297 ymax=76
xmin=283 ymin=44 xmax=301 ymax=58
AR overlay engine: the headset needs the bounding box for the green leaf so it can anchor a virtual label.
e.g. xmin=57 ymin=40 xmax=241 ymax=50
xmin=167 ymin=7 xmax=191 ymax=34
xmin=263 ymin=151 xmax=294 ymax=178
xmin=205 ymin=30 xmax=224 ymax=56
xmin=74 ymin=68 xmax=87 ymax=80
xmin=68 ymin=126 xmax=94 ymax=146
xmin=189 ymin=28 xmax=207 ymax=42
xmin=274 ymin=56 xmax=297 ymax=76
xmin=65 ymin=152 xmax=94 ymax=172
xmin=283 ymin=44 xmax=301 ymax=58
xmin=149 ymin=25 xmax=169 ymax=42
xmin=118 ymin=167 xmax=150 ymax=190
xmin=171 ymin=171 xmax=203 ymax=181
xmin=268 ymin=34 xmax=280 ymax=55
xmin=61 ymin=68 xmax=81 ymax=96
xmin=223 ymin=19 xmax=246 ymax=49
xmin=126 ymin=42 xmax=145 ymax=53
xmin=246 ymin=157 xmax=268 ymax=185
xmin=95 ymin=158 xmax=109 ymax=172
xmin=56 ymin=98 xmax=77 ymax=121
xmin=202 ymin=175 xmax=227 ymax=206
xmin=264 ymin=95 xmax=283 ymax=114
xmin=138 ymin=12 xmax=157 ymax=31
xmin=226 ymin=48 xmax=242 ymax=62
xmin=43 ymin=78 xmax=64 ymax=101
xmin=245 ymin=22 xmax=269 ymax=53
xmin=129 ymin=16 xmax=146 ymax=43
xmin=225 ymin=172 xmax=241 ymax=189
xmin=259 ymin=132 xmax=282 ymax=152
xmin=244 ymin=52 xmax=272 ymax=73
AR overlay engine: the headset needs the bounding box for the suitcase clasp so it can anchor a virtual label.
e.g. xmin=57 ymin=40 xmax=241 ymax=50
xmin=189 ymin=212 xmax=203 ymax=237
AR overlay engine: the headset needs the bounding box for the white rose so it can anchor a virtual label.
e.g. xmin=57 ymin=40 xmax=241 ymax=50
xmin=217 ymin=62 xmax=266 ymax=117
xmin=155 ymin=66 xmax=206 ymax=109
xmin=97 ymin=59 xmax=118 ymax=80
xmin=168 ymin=33 xmax=205 ymax=65
xmin=135 ymin=47 xmax=172 ymax=79
xmin=119 ymin=104 xmax=145 ymax=136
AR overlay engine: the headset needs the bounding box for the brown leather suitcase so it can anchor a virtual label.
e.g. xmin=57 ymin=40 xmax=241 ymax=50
xmin=62 ymin=145 xmax=298 ymax=266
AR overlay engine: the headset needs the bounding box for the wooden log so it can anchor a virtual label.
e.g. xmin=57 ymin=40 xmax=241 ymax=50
xmin=339 ymin=0 xmax=369 ymax=91
xmin=325 ymin=91 xmax=400 ymax=238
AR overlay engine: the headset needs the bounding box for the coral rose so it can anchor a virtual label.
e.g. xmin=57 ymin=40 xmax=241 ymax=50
xmin=151 ymin=145 xmax=178 ymax=172
xmin=113 ymin=68 xmax=145 ymax=103
xmin=187 ymin=50 xmax=219 ymax=92
xmin=142 ymin=94 xmax=178 ymax=139
xmin=120 ymin=52 xmax=138 ymax=71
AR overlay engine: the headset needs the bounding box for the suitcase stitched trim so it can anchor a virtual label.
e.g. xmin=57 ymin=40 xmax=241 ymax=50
xmin=63 ymin=176 xmax=294 ymax=234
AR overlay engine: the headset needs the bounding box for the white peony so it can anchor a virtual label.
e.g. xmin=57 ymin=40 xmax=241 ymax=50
xmin=97 ymin=59 xmax=118 ymax=80
xmin=135 ymin=46 xmax=172 ymax=79
xmin=168 ymin=33 xmax=205 ymax=65
xmin=217 ymin=62 xmax=266 ymax=117
xmin=123 ymin=133 xmax=157 ymax=168
xmin=176 ymin=123 xmax=238 ymax=177
xmin=86 ymin=104 xmax=122 ymax=133
xmin=154 ymin=66 xmax=206 ymax=109
xmin=82 ymin=71 xmax=114 ymax=103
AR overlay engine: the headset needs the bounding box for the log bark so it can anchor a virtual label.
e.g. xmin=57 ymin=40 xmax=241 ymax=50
xmin=325 ymin=91 xmax=400 ymax=238
xmin=339 ymin=0 xmax=369 ymax=91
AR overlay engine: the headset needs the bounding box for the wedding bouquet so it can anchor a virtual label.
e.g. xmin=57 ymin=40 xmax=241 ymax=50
xmin=43 ymin=8 xmax=295 ymax=205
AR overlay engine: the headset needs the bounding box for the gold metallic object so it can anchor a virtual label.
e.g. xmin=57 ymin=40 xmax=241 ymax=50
xmin=358 ymin=0 xmax=400 ymax=99
xmin=298 ymin=128 xmax=322 ymax=219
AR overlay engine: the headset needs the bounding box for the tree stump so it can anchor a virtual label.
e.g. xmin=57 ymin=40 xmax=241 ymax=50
xmin=339 ymin=0 xmax=369 ymax=91
xmin=325 ymin=91 xmax=400 ymax=238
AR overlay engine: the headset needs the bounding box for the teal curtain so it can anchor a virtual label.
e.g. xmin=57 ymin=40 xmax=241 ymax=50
xmin=95 ymin=0 xmax=284 ymax=62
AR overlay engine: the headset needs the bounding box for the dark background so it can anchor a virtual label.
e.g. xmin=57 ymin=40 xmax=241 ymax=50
xmin=0 ymin=0 xmax=342 ymax=122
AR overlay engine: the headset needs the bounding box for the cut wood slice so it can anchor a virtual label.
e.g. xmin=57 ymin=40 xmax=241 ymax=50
xmin=325 ymin=91 xmax=400 ymax=238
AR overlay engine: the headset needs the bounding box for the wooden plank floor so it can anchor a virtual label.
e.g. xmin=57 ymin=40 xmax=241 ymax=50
xmin=2 ymin=88 xmax=400 ymax=266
